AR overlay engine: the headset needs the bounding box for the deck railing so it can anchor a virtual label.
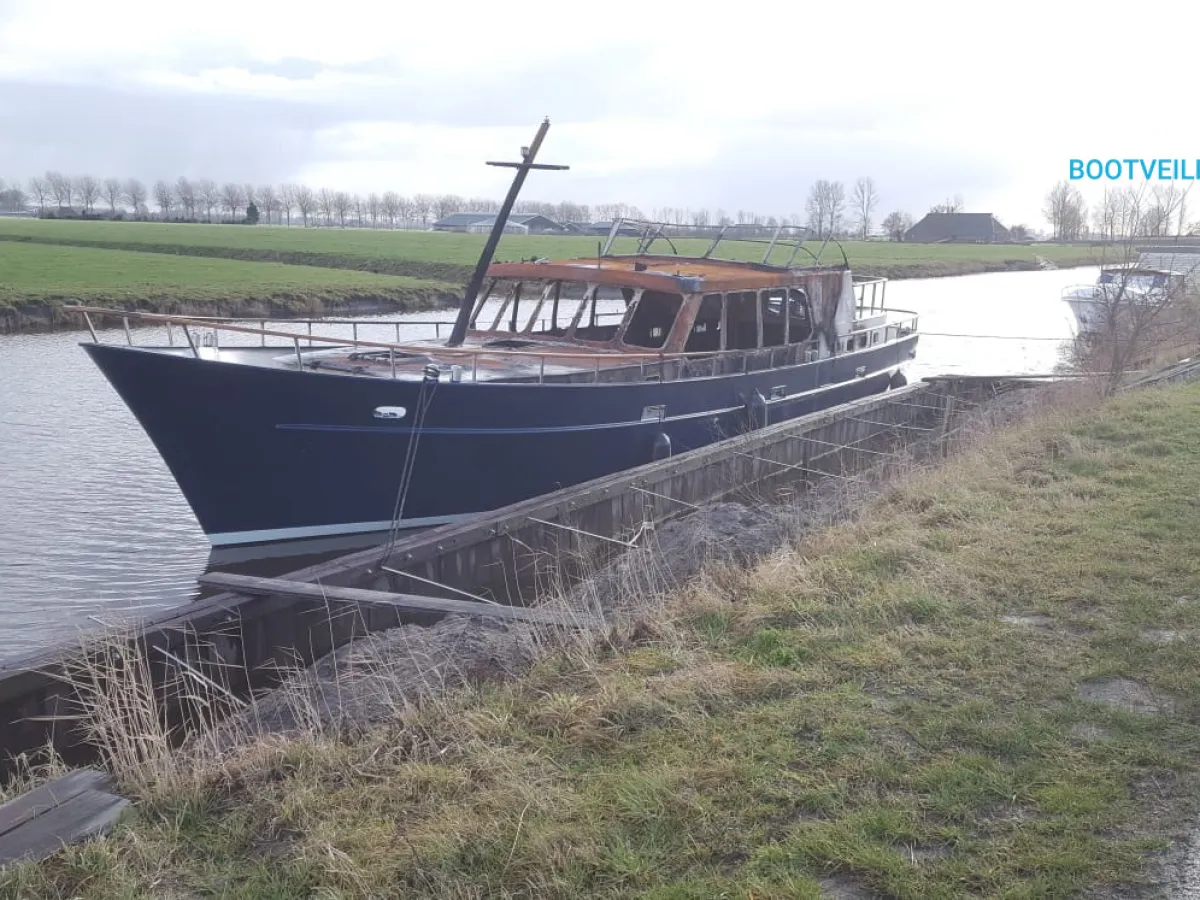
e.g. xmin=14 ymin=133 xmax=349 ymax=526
xmin=68 ymin=306 xmax=919 ymax=386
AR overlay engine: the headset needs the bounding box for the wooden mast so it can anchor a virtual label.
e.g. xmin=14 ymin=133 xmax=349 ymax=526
xmin=445 ymin=118 xmax=569 ymax=347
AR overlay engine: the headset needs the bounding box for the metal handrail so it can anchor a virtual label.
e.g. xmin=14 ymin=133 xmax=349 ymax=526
xmin=68 ymin=305 xmax=919 ymax=387
xmin=69 ymin=304 xmax=918 ymax=359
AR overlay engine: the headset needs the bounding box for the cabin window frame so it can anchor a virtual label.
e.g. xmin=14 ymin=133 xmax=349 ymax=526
xmin=683 ymin=292 xmax=725 ymax=354
xmin=722 ymin=291 xmax=760 ymax=351
xmin=760 ymin=287 xmax=789 ymax=348
xmin=564 ymin=283 xmax=598 ymax=339
xmin=469 ymin=277 xmax=497 ymax=329
xmin=518 ymin=281 xmax=555 ymax=334
xmin=617 ymin=288 xmax=684 ymax=350
xmin=488 ymin=281 xmax=522 ymax=331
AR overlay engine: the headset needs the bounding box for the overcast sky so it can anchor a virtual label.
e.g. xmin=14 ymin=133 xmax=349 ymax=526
xmin=1 ymin=0 xmax=1196 ymax=231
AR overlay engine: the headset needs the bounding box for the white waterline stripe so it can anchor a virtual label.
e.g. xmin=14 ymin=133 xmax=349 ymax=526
xmin=206 ymin=514 xmax=474 ymax=547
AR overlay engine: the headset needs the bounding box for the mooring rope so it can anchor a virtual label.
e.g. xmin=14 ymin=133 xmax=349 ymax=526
xmin=379 ymin=364 xmax=441 ymax=564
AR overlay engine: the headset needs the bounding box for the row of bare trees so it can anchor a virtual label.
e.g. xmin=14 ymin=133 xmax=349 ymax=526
xmin=3 ymin=171 xmax=906 ymax=237
xmin=1044 ymin=182 xmax=1196 ymax=242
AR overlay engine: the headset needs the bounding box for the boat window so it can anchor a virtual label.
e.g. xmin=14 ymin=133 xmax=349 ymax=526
xmin=788 ymin=288 xmax=813 ymax=344
xmin=534 ymin=282 xmax=590 ymax=336
xmin=573 ymin=285 xmax=632 ymax=342
xmin=488 ymin=281 xmax=525 ymax=331
xmin=761 ymin=289 xmax=787 ymax=348
xmin=623 ymin=291 xmax=684 ymax=349
xmin=684 ymin=293 xmax=724 ymax=353
xmin=518 ymin=281 xmax=555 ymax=333
xmin=725 ymin=291 xmax=759 ymax=350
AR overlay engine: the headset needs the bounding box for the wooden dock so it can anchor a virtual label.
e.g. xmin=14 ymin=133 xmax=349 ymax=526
xmin=0 ymin=377 xmax=1041 ymax=773
xmin=0 ymin=769 xmax=128 ymax=867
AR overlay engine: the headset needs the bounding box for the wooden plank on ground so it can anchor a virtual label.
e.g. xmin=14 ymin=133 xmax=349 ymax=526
xmin=0 ymin=789 xmax=130 ymax=867
xmin=197 ymin=572 xmax=602 ymax=629
xmin=0 ymin=769 xmax=112 ymax=839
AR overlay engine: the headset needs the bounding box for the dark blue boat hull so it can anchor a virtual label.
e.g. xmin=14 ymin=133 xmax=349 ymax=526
xmin=82 ymin=337 xmax=917 ymax=546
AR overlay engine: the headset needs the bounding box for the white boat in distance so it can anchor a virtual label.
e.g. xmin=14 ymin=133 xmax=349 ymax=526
xmin=1061 ymin=264 xmax=1188 ymax=337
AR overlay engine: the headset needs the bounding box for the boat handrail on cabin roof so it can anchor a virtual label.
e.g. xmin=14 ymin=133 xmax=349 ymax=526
xmin=593 ymin=217 xmax=851 ymax=271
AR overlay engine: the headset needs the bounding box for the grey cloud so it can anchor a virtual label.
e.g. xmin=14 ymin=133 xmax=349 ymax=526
xmin=0 ymin=79 xmax=338 ymax=184
xmin=0 ymin=57 xmax=1008 ymax=219
xmin=0 ymin=58 xmax=680 ymax=182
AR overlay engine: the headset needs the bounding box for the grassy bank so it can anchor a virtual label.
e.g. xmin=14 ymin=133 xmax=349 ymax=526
xmin=0 ymin=219 xmax=1119 ymax=285
xmin=0 ymin=242 xmax=460 ymax=332
xmin=5 ymin=378 xmax=1200 ymax=898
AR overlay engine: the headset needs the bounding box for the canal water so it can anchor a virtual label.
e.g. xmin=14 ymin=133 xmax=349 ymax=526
xmin=0 ymin=266 xmax=1091 ymax=660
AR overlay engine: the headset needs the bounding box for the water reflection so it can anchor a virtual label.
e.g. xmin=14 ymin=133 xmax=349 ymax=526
xmin=0 ymin=267 xmax=1093 ymax=659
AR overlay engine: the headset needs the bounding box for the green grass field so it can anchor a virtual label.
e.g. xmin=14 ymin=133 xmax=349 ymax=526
xmin=0 ymin=218 xmax=1123 ymax=331
xmin=0 ymin=242 xmax=455 ymax=311
xmin=5 ymin=380 xmax=1200 ymax=898
xmin=0 ymin=218 xmax=1120 ymax=280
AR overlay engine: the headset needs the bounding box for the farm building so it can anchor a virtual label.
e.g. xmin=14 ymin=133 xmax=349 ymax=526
xmin=904 ymin=212 xmax=1012 ymax=243
xmin=432 ymin=212 xmax=568 ymax=234
xmin=432 ymin=213 xmax=494 ymax=232
xmin=463 ymin=214 xmax=567 ymax=235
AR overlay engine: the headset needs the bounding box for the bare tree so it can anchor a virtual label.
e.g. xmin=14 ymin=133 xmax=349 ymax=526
xmin=1141 ymin=202 xmax=1171 ymax=238
xmin=295 ymin=185 xmax=315 ymax=226
xmin=333 ymin=191 xmax=351 ymax=227
xmin=804 ymin=184 xmax=826 ymax=238
xmin=1122 ymin=186 xmax=1145 ymax=238
xmin=827 ymin=182 xmax=845 ymax=236
xmin=1092 ymin=188 xmax=1120 ymax=242
xmin=851 ymin=177 xmax=879 ymax=239
xmin=101 ymin=178 xmax=123 ymax=215
xmin=196 ymin=179 xmax=219 ymax=222
xmin=279 ymin=184 xmax=296 ymax=226
xmin=434 ymin=194 xmax=464 ymax=221
xmin=412 ymin=194 xmax=433 ymax=228
xmin=123 ymin=179 xmax=147 ymax=216
xmin=367 ymin=192 xmax=380 ymax=228
xmin=258 ymin=185 xmax=279 ymax=225
xmin=316 ymin=188 xmax=335 ymax=226
xmin=881 ymin=210 xmax=911 ymax=241
xmin=27 ymin=176 xmax=49 ymax=213
xmin=804 ymin=180 xmax=845 ymax=238
xmin=1043 ymin=181 xmax=1087 ymax=241
xmin=46 ymin=171 xmax=70 ymax=209
xmin=929 ymin=195 xmax=964 ymax=214
xmin=153 ymin=180 xmax=173 ymax=218
xmin=76 ymin=175 xmax=100 ymax=214
xmin=1177 ymin=185 xmax=1192 ymax=238
xmin=352 ymin=193 xmax=365 ymax=227
xmin=243 ymin=184 xmax=257 ymax=210
xmin=175 ymin=177 xmax=197 ymax=220
xmin=221 ymin=183 xmax=244 ymax=221
xmin=381 ymin=191 xmax=400 ymax=227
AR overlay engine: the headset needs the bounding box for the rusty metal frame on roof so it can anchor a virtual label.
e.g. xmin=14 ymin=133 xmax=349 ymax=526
xmin=598 ymin=217 xmax=835 ymax=270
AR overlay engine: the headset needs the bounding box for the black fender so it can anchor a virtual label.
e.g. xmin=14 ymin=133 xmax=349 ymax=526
xmin=889 ymin=370 xmax=908 ymax=390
